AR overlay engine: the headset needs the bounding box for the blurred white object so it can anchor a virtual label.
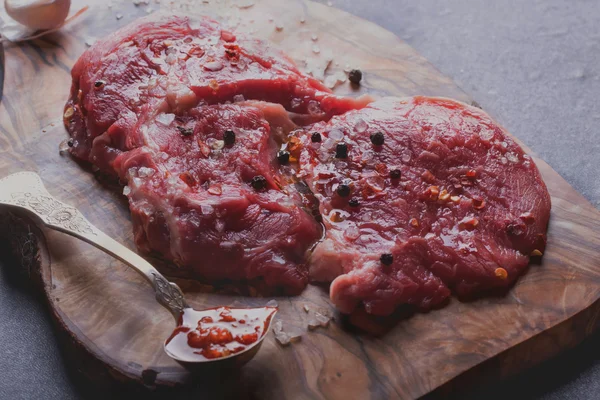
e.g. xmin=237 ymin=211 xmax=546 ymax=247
xmin=5 ymin=0 xmax=71 ymax=30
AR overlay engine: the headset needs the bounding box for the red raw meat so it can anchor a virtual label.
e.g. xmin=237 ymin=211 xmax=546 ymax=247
xmin=64 ymin=13 xmax=368 ymax=174
xmin=64 ymin=14 xmax=551 ymax=313
xmin=63 ymin=14 xmax=368 ymax=293
xmin=297 ymin=97 xmax=551 ymax=315
xmin=115 ymin=103 xmax=320 ymax=293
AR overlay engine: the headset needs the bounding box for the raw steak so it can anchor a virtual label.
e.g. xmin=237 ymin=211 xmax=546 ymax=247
xmin=115 ymin=103 xmax=320 ymax=293
xmin=64 ymin=13 xmax=369 ymax=174
xmin=297 ymin=97 xmax=551 ymax=315
xmin=63 ymin=14 xmax=370 ymax=293
xmin=64 ymin=13 xmax=551 ymax=312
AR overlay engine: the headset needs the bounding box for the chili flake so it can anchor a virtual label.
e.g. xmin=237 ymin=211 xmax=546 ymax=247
xmin=495 ymin=268 xmax=508 ymax=279
xmin=472 ymin=197 xmax=486 ymax=209
xmin=466 ymin=169 xmax=477 ymax=178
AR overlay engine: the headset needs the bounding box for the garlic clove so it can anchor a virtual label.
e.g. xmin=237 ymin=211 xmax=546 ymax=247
xmin=5 ymin=0 xmax=71 ymax=31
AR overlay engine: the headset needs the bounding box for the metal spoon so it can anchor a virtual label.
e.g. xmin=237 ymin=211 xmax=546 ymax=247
xmin=0 ymin=171 xmax=277 ymax=368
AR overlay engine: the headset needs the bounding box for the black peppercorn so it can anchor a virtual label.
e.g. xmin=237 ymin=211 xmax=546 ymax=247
xmin=380 ymin=253 xmax=394 ymax=265
xmin=176 ymin=126 xmax=193 ymax=137
xmin=67 ymin=138 xmax=74 ymax=147
xmin=251 ymin=175 xmax=267 ymax=190
xmin=390 ymin=169 xmax=401 ymax=179
xmin=277 ymin=150 xmax=290 ymax=165
xmin=94 ymin=81 xmax=105 ymax=88
xmin=348 ymin=69 xmax=362 ymax=84
xmin=370 ymin=131 xmax=385 ymax=146
xmin=311 ymin=132 xmax=322 ymax=143
xmin=335 ymin=142 xmax=348 ymax=158
xmin=349 ymin=198 xmax=360 ymax=207
xmin=223 ymin=129 xmax=235 ymax=146
xmin=336 ymin=184 xmax=351 ymax=197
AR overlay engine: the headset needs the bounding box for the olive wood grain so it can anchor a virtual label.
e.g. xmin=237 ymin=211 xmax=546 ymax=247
xmin=0 ymin=0 xmax=599 ymax=399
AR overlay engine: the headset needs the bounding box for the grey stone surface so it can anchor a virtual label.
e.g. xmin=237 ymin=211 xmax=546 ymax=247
xmin=1 ymin=1 xmax=599 ymax=399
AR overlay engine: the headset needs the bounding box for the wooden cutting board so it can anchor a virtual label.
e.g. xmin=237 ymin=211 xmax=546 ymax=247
xmin=1 ymin=0 xmax=600 ymax=398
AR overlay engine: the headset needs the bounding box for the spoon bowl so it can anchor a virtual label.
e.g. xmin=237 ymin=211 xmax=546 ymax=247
xmin=164 ymin=306 xmax=278 ymax=368
xmin=0 ymin=171 xmax=278 ymax=367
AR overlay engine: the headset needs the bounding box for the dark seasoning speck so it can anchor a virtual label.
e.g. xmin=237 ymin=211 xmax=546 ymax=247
xmin=336 ymin=183 xmax=351 ymax=197
xmin=370 ymin=131 xmax=385 ymax=146
xmin=277 ymin=150 xmax=290 ymax=165
xmin=177 ymin=126 xmax=193 ymax=137
xmin=348 ymin=69 xmax=362 ymax=85
xmin=335 ymin=143 xmax=348 ymax=158
xmin=380 ymin=253 xmax=393 ymax=265
xmin=349 ymin=198 xmax=360 ymax=207
xmin=223 ymin=129 xmax=236 ymax=146
xmin=251 ymin=175 xmax=267 ymax=190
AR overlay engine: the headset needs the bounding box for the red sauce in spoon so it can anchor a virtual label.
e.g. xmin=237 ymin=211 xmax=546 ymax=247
xmin=165 ymin=306 xmax=277 ymax=362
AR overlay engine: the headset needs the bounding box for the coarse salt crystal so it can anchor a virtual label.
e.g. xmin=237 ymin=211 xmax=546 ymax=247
xmin=479 ymin=128 xmax=494 ymax=140
xmin=204 ymin=61 xmax=223 ymax=71
xmin=200 ymin=204 xmax=214 ymax=215
xmin=275 ymin=332 xmax=290 ymax=346
xmin=307 ymin=100 xmax=321 ymax=115
xmin=58 ymin=139 xmax=70 ymax=153
xmin=138 ymin=167 xmax=155 ymax=178
xmin=272 ymin=320 xmax=283 ymax=333
xmin=156 ymin=113 xmax=175 ymax=126
xmin=328 ymin=129 xmax=344 ymax=140
xmin=354 ymin=118 xmax=368 ymax=133
xmin=506 ymin=152 xmax=519 ymax=163
xmin=123 ymin=186 xmax=131 ymax=196
xmin=315 ymin=312 xmax=330 ymax=327
xmin=289 ymin=333 xmax=302 ymax=343
xmin=307 ymin=319 xmax=320 ymax=330
xmin=211 ymin=139 xmax=225 ymax=150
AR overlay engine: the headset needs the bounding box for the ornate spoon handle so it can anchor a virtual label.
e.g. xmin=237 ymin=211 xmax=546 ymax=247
xmin=0 ymin=171 xmax=189 ymax=319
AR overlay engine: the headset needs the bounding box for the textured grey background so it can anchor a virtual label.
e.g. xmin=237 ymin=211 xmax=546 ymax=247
xmin=1 ymin=0 xmax=599 ymax=399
